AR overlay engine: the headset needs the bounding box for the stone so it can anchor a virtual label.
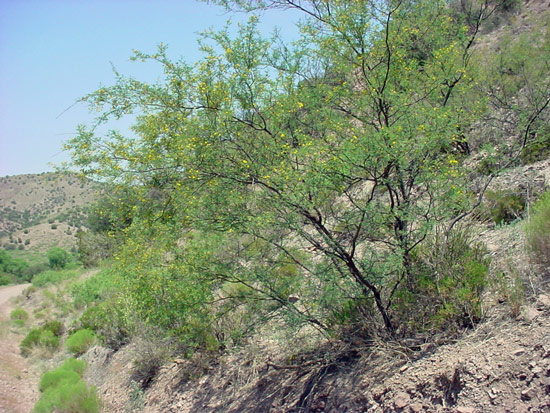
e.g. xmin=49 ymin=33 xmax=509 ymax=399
xmin=394 ymin=392 xmax=411 ymax=409
xmin=513 ymin=348 xmax=526 ymax=356
xmin=521 ymin=387 xmax=536 ymax=401
xmin=456 ymin=407 xmax=475 ymax=413
xmin=524 ymin=307 xmax=540 ymax=322
xmin=537 ymin=294 xmax=550 ymax=308
xmin=409 ymin=403 xmax=423 ymax=412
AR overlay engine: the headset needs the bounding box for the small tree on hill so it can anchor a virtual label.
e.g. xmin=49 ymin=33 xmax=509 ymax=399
xmin=47 ymin=247 xmax=69 ymax=269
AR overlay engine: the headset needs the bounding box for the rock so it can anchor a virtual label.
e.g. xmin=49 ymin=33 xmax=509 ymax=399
xmin=537 ymin=294 xmax=550 ymax=308
xmin=521 ymin=387 xmax=536 ymax=401
xmin=456 ymin=407 xmax=475 ymax=413
xmin=409 ymin=403 xmax=423 ymax=412
xmin=393 ymin=392 xmax=411 ymax=410
xmin=513 ymin=348 xmax=526 ymax=356
xmin=524 ymin=306 xmax=540 ymax=322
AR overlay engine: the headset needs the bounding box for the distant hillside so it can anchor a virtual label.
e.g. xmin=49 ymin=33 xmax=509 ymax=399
xmin=0 ymin=172 xmax=99 ymax=251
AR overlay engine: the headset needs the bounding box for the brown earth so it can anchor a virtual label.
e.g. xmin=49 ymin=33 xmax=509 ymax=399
xmin=0 ymin=284 xmax=39 ymax=413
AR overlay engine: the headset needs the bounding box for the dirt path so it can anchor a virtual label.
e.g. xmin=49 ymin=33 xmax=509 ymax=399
xmin=0 ymin=284 xmax=39 ymax=413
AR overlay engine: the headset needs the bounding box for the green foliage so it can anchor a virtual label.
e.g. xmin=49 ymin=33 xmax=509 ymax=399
xmin=76 ymin=231 xmax=115 ymax=267
xmin=66 ymin=329 xmax=97 ymax=355
xmin=78 ymin=299 xmax=131 ymax=350
xmin=20 ymin=320 xmax=64 ymax=356
xmin=525 ymin=191 xmax=550 ymax=268
xmin=521 ymin=128 xmax=550 ymax=164
xmin=484 ymin=189 xmax=525 ymax=225
xmin=39 ymin=369 xmax=81 ymax=393
xmin=64 ymin=0 xmax=550 ymax=344
xmin=60 ymin=357 xmax=87 ymax=377
xmin=393 ymin=226 xmax=489 ymax=333
xmin=10 ymin=308 xmax=29 ymax=325
xmin=34 ymin=358 xmax=100 ymax=413
xmin=71 ymin=268 xmax=118 ymax=308
xmin=0 ymin=274 xmax=11 ymax=286
xmin=125 ymin=381 xmax=145 ymax=412
xmin=492 ymin=269 xmax=524 ymax=317
xmin=47 ymin=247 xmax=70 ymax=269
xmin=0 ymin=249 xmax=30 ymax=281
xmin=32 ymin=269 xmax=80 ymax=287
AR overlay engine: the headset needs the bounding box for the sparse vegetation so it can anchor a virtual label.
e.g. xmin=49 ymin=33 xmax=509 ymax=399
xmin=10 ymin=308 xmax=29 ymax=326
xmin=525 ymin=191 xmax=550 ymax=268
xmin=3 ymin=1 xmax=550 ymax=412
xmin=20 ymin=320 xmax=64 ymax=357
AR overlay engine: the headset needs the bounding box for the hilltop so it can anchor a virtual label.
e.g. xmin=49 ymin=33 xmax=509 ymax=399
xmin=0 ymin=172 xmax=99 ymax=251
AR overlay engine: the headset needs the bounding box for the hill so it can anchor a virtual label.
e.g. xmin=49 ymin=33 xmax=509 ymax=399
xmin=0 ymin=172 xmax=99 ymax=252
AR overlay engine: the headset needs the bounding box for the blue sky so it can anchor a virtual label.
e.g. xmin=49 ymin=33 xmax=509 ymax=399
xmin=0 ymin=0 xmax=301 ymax=176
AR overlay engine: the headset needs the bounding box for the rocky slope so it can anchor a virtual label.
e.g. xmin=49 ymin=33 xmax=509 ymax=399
xmin=79 ymin=218 xmax=550 ymax=413
xmin=0 ymin=172 xmax=98 ymax=251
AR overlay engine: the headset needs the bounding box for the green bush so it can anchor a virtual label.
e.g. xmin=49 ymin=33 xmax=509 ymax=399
xmin=60 ymin=357 xmax=87 ymax=377
xmin=32 ymin=269 xmax=79 ymax=287
xmin=0 ymin=274 xmax=11 ymax=286
xmin=39 ymin=369 xmax=81 ymax=393
xmin=484 ymin=189 xmax=525 ymax=225
xmin=47 ymin=247 xmax=69 ymax=269
xmin=525 ymin=191 xmax=550 ymax=268
xmin=20 ymin=320 xmax=64 ymax=356
xmin=10 ymin=308 xmax=29 ymax=325
xmin=393 ymin=226 xmax=489 ymax=333
xmin=78 ymin=301 xmax=130 ymax=350
xmin=34 ymin=358 xmax=99 ymax=413
xmin=66 ymin=329 xmax=97 ymax=355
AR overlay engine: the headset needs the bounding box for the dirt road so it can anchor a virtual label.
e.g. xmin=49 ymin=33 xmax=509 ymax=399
xmin=0 ymin=284 xmax=39 ymax=413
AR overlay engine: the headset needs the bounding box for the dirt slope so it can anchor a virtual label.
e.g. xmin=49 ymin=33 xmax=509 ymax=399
xmin=0 ymin=284 xmax=39 ymax=413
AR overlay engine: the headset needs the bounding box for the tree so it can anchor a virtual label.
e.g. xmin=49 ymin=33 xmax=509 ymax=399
xmin=47 ymin=247 xmax=69 ymax=269
xmin=66 ymin=0 xmax=525 ymax=338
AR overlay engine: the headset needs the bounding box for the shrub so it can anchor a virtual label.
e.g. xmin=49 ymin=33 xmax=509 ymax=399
xmin=34 ymin=359 xmax=99 ymax=413
xmin=10 ymin=308 xmax=29 ymax=325
xmin=393 ymin=225 xmax=489 ymax=333
xmin=39 ymin=369 xmax=81 ymax=393
xmin=78 ymin=300 xmax=130 ymax=350
xmin=32 ymin=269 xmax=79 ymax=287
xmin=60 ymin=357 xmax=87 ymax=377
xmin=0 ymin=274 xmax=11 ymax=286
xmin=525 ymin=191 xmax=550 ymax=268
xmin=20 ymin=320 xmax=64 ymax=356
xmin=66 ymin=329 xmax=97 ymax=355
xmin=42 ymin=320 xmax=64 ymax=337
xmin=484 ymin=189 xmax=525 ymax=225
xmin=47 ymin=247 xmax=69 ymax=269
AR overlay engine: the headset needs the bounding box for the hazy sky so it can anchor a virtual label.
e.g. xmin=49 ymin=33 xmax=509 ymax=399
xmin=0 ymin=0 xmax=301 ymax=177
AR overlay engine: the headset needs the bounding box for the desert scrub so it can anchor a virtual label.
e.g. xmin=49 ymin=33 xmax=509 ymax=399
xmin=525 ymin=191 xmax=550 ymax=268
xmin=32 ymin=269 xmax=80 ymax=287
xmin=34 ymin=358 xmax=100 ymax=413
xmin=10 ymin=308 xmax=29 ymax=326
xmin=392 ymin=225 xmax=489 ymax=333
xmin=66 ymin=329 xmax=97 ymax=355
xmin=484 ymin=189 xmax=525 ymax=225
xmin=20 ymin=320 xmax=64 ymax=356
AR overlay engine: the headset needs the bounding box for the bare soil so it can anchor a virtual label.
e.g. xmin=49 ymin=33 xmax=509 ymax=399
xmin=0 ymin=284 xmax=39 ymax=413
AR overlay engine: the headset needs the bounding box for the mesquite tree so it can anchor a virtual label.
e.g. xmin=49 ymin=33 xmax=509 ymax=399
xmin=67 ymin=0 xmax=501 ymax=338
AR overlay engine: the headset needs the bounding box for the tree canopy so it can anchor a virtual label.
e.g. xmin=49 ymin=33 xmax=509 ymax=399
xmin=66 ymin=0 xmax=549 ymax=343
